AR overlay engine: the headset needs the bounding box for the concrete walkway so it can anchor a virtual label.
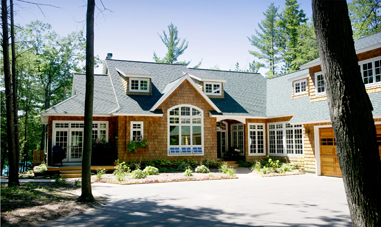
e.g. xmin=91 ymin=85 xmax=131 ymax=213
xmin=42 ymin=170 xmax=350 ymax=226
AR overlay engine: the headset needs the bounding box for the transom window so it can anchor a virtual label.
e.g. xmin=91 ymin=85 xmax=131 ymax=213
xmin=129 ymin=78 xmax=149 ymax=92
xmin=204 ymin=82 xmax=221 ymax=95
xmin=268 ymin=123 xmax=303 ymax=156
xmin=315 ymin=72 xmax=325 ymax=95
xmin=168 ymin=105 xmax=203 ymax=155
xmin=359 ymin=57 xmax=381 ymax=85
xmin=248 ymin=123 xmax=265 ymax=156
xmin=294 ymin=79 xmax=307 ymax=95
xmin=130 ymin=121 xmax=143 ymax=142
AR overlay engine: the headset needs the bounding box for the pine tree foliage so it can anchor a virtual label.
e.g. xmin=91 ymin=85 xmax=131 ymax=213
xmin=276 ymin=0 xmax=307 ymax=73
xmin=153 ymin=23 xmax=190 ymax=65
xmin=349 ymin=0 xmax=381 ymax=39
xmin=248 ymin=3 xmax=281 ymax=77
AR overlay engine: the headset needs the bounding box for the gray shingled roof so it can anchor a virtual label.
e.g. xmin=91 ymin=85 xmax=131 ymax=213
xmin=187 ymin=69 xmax=225 ymax=81
xmin=267 ymin=69 xmax=381 ymax=123
xmin=43 ymin=74 xmax=118 ymax=115
xmin=105 ymin=59 xmax=266 ymax=116
xmin=301 ymin=31 xmax=381 ymax=68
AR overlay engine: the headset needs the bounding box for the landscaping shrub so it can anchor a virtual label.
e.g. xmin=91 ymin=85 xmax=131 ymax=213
xmin=130 ymin=169 xmax=147 ymax=179
xmin=237 ymin=160 xmax=250 ymax=167
xmin=143 ymin=166 xmax=159 ymax=175
xmin=183 ymin=167 xmax=193 ymax=176
xmin=227 ymin=168 xmax=236 ymax=176
xmin=218 ymin=162 xmax=229 ymax=174
xmin=195 ymin=165 xmax=210 ymax=173
xmin=96 ymin=168 xmax=106 ymax=180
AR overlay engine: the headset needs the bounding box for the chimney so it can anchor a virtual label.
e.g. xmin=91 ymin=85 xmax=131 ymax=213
xmin=106 ymin=53 xmax=113 ymax=60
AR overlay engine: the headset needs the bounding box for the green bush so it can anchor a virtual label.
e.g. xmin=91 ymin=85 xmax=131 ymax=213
xmin=143 ymin=166 xmax=159 ymax=175
xmin=113 ymin=162 xmax=131 ymax=176
xmin=237 ymin=160 xmax=250 ymax=167
xmin=227 ymin=168 xmax=236 ymax=176
xmin=183 ymin=168 xmax=193 ymax=177
xmin=218 ymin=162 xmax=229 ymax=174
xmin=130 ymin=169 xmax=147 ymax=179
xmin=177 ymin=161 xmax=191 ymax=171
xmin=195 ymin=165 xmax=210 ymax=173
xmin=96 ymin=168 xmax=106 ymax=180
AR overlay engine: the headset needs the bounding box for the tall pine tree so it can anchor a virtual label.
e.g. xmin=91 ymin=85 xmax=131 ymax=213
xmin=248 ymin=3 xmax=281 ymax=77
xmin=276 ymin=0 xmax=307 ymax=73
xmin=153 ymin=23 xmax=190 ymax=65
xmin=349 ymin=0 xmax=381 ymax=39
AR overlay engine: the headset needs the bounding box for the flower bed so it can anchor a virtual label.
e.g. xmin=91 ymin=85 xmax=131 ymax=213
xmin=93 ymin=172 xmax=237 ymax=185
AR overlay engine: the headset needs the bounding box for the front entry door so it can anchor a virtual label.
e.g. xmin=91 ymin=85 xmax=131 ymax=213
xmin=70 ymin=130 xmax=83 ymax=162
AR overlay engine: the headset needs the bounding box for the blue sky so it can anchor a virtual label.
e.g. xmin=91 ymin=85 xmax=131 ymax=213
xmin=15 ymin=0 xmax=313 ymax=75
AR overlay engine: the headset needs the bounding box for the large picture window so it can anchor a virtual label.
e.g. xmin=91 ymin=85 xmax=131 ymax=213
xmin=268 ymin=123 xmax=303 ymax=156
xmin=168 ymin=105 xmax=203 ymax=155
xmin=248 ymin=123 xmax=265 ymax=156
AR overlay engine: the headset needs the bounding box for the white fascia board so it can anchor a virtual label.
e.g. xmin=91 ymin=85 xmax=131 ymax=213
xmin=187 ymin=73 xmax=226 ymax=83
xmin=111 ymin=113 xmax=163 ymax=117
xmin=40 ymin=113 xmax=111 ymax=117
xmin=116 ymin=68 xmax=154 ymax=79
xmin=150 ymin=74 xmax=222 ymax=113
xmin=300 ymin=44 xmax=381 ymax=70
xmin=266 ymin=114 xmax=295 ymax=119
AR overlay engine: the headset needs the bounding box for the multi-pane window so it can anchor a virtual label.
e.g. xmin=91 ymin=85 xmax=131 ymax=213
xmin=130 ymin=122 xmax=143 ymax=142
xmin=231 ymin=124 xmax=244 ymax=152
xmin=129 ymin=79 xmax=149 ymax=92
xmin=248 ymin=124 xmax=265 ymax=156
xmin=315 ymin=72 xmax=325 ymax=95
xmin=268 ymin=123 xmax=303 ymax=155
xmin=204 ymin=82 xmax=221 ymax=95
xmin=168 ymin=105 xmax=203 ymax=155
xmin=359 ymin=57 xmax=381 ymax=85
xmin=294 ymin=79 xmax=307 ymax=95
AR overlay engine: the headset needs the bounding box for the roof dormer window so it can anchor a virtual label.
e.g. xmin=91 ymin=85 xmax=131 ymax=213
xmin=294 ymin=79 xmax=307 ymax=95
xmin=130 ymin=78 xmax=149 ymax=92
xmin=204 ymin=82 xmax=221 ymax=95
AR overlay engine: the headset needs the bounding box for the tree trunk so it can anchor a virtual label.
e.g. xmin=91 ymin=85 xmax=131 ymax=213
xmin=2 ymin=0 xmax=19 ymax=186
xmin=41 ymin=86 xmax=51 ymax=151
xmin=312 ymin=1 xmax=381 ymax=226
xmin=78 ymin=0 xmax=95 ymax=202
xmin=10 ymin=0 xmax=20 ymax=174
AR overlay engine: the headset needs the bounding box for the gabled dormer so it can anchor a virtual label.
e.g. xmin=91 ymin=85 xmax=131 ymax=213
xmin=186 ymin=70 xmax=226 ymax=99
xmin=116 ymin=68 xmax=154 ymax=96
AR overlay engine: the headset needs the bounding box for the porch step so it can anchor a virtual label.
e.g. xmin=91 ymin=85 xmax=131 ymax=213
xmin=60 ymin=170 xmax=82 ymax=178
xmin=218 ymin=161 xmax=240 ymax=168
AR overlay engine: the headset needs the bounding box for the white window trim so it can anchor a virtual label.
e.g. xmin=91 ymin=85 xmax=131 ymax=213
xmin=130 ymin=121 xmax=144 ymax=141
xmin=314 ymin=72 xmax=326 ymax=96
xmin=248 ymin=123 xmax=266 ymax=156
xmin=267 ymin=122 xmax=304 ymax=157
xmin=204 ymin=82 xmax=222 ymax=96
xmin=231 ymin=123 xmax=245 ymax=152
xmin=129 ymin=78 xmax=150 ymax=92
xmin=359 ymin=56 xmax=381 ymax=87
xmin=293 ymin=79 xmax=307 ymax=95
xmin=167 ymin=105 xmax=204 ymax=156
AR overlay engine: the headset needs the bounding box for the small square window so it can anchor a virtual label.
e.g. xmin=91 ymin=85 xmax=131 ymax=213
xmin=294 ymin=79 xmax=307 ymax=95
xmin=204 ymin=82 xmax=222 ymax=95
xmin=129 ymin=79 xmax=150 ymax=92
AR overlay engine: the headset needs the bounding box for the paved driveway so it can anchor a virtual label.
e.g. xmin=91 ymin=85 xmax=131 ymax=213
xmin=44 ymin=172 xmax=351 ymax=226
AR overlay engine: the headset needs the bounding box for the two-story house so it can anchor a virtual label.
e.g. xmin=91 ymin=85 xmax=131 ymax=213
xmin=41 ymin=32 xmax=381 ymax=177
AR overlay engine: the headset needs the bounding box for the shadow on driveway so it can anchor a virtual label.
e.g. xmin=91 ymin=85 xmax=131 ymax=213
xmin=44 ymin=196 xmax=351 ymax=226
